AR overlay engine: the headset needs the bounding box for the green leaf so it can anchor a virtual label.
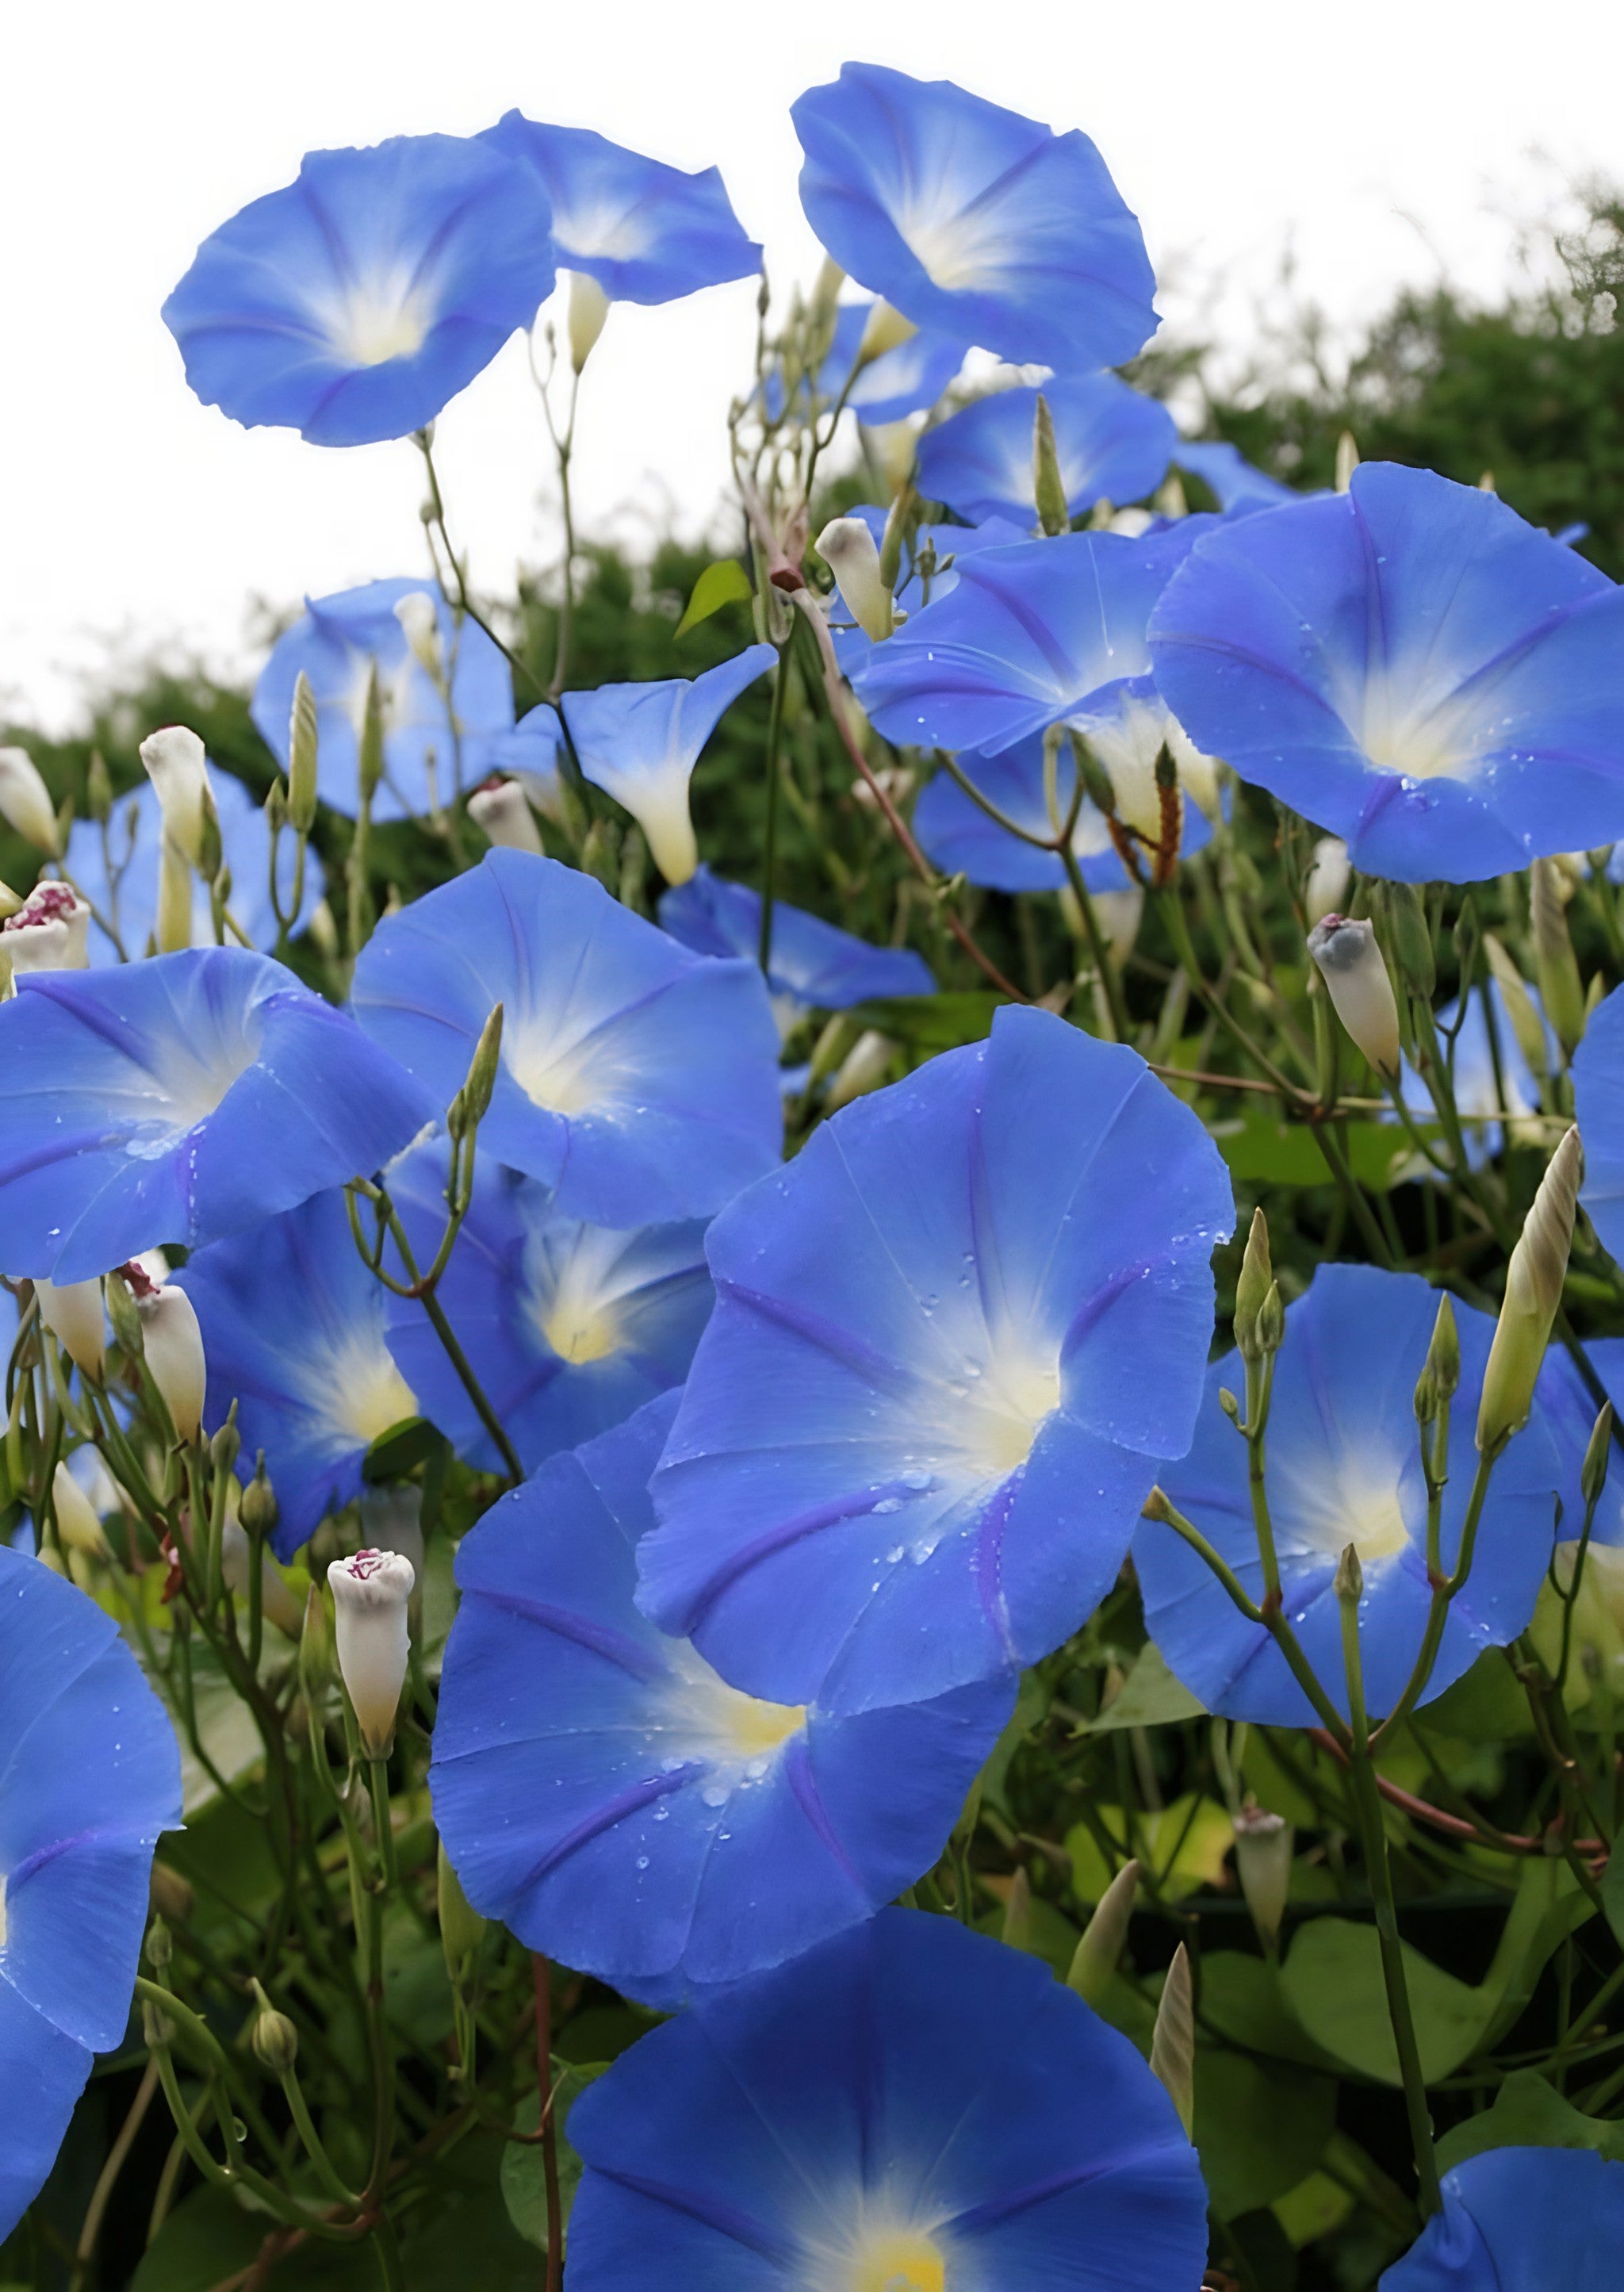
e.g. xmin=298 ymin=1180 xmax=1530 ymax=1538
xmin=1196 ymin=2050 xmax=1337 ymax=2221
xmin=1212 ymin=1114 xmax=1418 ymax=1190
xmin=1075 ymin=1643 xmax=1206 ymax=1732
xmin=500 ymin=2063 xmax=608 ymax=2253
xmin=974 ymin=1892 xmax=1080 ymax=1977
xmin=1200 ymin=1952 xmax=1347 ymax=2075
xmin=675 ymin=558 xmax=753 ymax=637
xmin=1063 ymin=1796 xmax=1235 ymax=1907
xmin=1271 ymin=2169 xmax=1355 ymax=2249
xmin=848 ymin=992 xmax=1004 ymax=1049
xmin=131 ymin=2189 xmax=265 ymax=2292
xmin=362 ymin=1415 xmax=446 ymax=1484
xmin=1606 ymin=1844 xmax=1624 ymax=1951
xmin=1435 ymin=2068 xmax=1624 ymax=2173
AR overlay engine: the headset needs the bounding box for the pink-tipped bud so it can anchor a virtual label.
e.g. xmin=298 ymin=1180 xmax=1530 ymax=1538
xmin=327 ymin=1548 xmax=416 ymax=1757
xmin=2 ymin=882 xmax=90 ymax=972
xmin=1307 ymin=914 xmax=1401 ymax=1079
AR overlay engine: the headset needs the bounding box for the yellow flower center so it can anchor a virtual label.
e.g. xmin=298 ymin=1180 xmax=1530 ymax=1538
xmin=851 ymin=2233 xmax=945 ymax=2292
xmin=334 ymin=282 xmax=431 ymax=368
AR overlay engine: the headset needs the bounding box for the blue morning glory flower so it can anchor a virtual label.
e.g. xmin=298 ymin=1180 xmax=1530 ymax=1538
xmin=638 ymin=1006 xmax=1232 ymax=1714
xmin=1148 ymin=462 xmax=1624 ymax=883
xmin=1170 ymin=439 xmax=1298 ymax=515
xmin=792 ymin=64 xmax=1159 ymax=372
xmin=1572 ymin=982 xmax=1624 ymax=1267
xmin=829 ymin=508 xmax=1029 ymax=684
xmin=481 ymin=115 xmax=758 ymax=305
xmin=1136 ymin=1263 xmax=1561 ymax=1727
xmin=1380 ymin=2146 xmax=1624 ymax=2290
xmin=251 ymin=577 xmax=515 ymax=822
xmin=163 ymin=135 xmax=556 ymax=448
xmin=917 ymin=376 xmax=1175 ymax=527
xmin=432 ymin=1400 xmax=1010 ymax=2001
xmin=0 ymin=1546 xmax=182 ymax=2243
xmin=559 ymin=646 xmax=776 ymax=884
xmin=381 ymin=1141 xmax=711 ymax=1477
xmin=350 ymin=851 xmax=782 ymax=1228
xmin=176 ymin=1189 xmax=417 ymax=1558
xmin=659 ymin=865 xmax=933 ymax=1029
xmin=913 ymin=685 xmax=1218 ymax=895
xmin=854 ymin=522 xmax=1215 ymax=761
xmin=0 ymin=949 xmax=431 ymax=1283
xmin=63 ymin=772 xmax=324 ymax=965
xmin=565 ymin=1907 xmax=1209 ymax=2287
xmin=487 ymin=703 xmax=568 ymax=824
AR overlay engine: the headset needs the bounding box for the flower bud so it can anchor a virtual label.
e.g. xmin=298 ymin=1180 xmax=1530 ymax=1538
xmin=299 ymin=1581 xmax=336 ymax=1704
xmin=449 ymin=1002 xmax=504 ymax=1138
xmin=1531 ymin=858 xmax=1586 ymax=1056
xmin=2 ymin=882 xmax=90 ymax=972
xmin=288 ymin=672 xmax=320 ymax=834
xmin=146 ymin=1915 xmax=173 ymax=1972
xmin=239 ymin=1454 xmax=279 ymax=1543
xmin=139 ymin=726 xmax=213 ymax=868
xmin=815 ymin=516 xmax=894 ymax=643
xmin=35 ymin=1274 xmax=105 ymax=1378
xmin=566 ymin=269 xmax=611 ymax=371
xmin=1307 ymin=914 xmax=1401 ymax=1079
xmin=438 ymin=1840 xmax=488 ymax=1991
xmin=1233 ymin=1208 xmax=1274 ymax=1363
xmin=1000 ymin=1864 xmax=1035 ymax=1952
xmin=825 ymin=1028 xmax=897 ymax=1112
xmin=1582 ymin=1401 xmax=1614 ymax=1513
xmin=1335 ymin=430 xmax=1361 ymax=492
xmin=149 ymin=1862 xmax=194 ymax=1926
xmin=468 ymin=778 xmax=543 ymax=856
xmin=393 ymin=592 xmax=442 ymax=684
xmin=1066 ymin=1858 xmax=1139 ymax=2006
xmin=51 ymin=1462 xmax=109 ymax=1560
xmin=856 ymin=300 xmax=917 ymax=363
xmin=1335 ymin=1542 xmax=1364 ymax=1603
xmin=1478 ymin=1126 xmax=1582 ymax=1455
xmin=877 ymin=483 xmax=917 ymax=595
xmin=1422 ymin=1292 xmax=1460 ymax=1410
xmin=1232 ymin=1799 xmax=1293 ymax=1951
xmin=1372 ymin=879 xmax=1434 ymax=1001
xmin=1032 ymin=394 xmax=1070 ymax=537
xmin=0 ymin=746 xmax=59 ymax=853
xmin=105 ymin=1265 xmax=146 ymax=1360
xmin=1304 ymin=836 xmax=1350 ymax=926
xmin=358 ymin=668 xmax=386 ymax=803
xmin=136 ymin=1282 xmax=206 ymax=1443
xmin=248 ymin=1980 xmax=300 ymax=2075
xmin=1482 ymin=933 xmax=1549 ymax=1081
xmin=327 ymin=1548 xmax=416 ymax=1758
xmin=1149 ymin=1943 xmax=1195 ymax=2137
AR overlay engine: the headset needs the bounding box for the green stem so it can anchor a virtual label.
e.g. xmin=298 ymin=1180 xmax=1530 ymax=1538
xmin=757 ymin=642 xmax=793 ymax=974
xmin=1057 ymin=839 xmax=1132 ymax=1043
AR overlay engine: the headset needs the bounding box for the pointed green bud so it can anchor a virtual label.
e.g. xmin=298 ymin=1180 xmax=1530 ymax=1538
xmin=298 ymin=1581 xmax=336 ymax=1705
xmin=1032 ymin=395 xmax=1070 ymax=537
xmin=358 ymin=667 xmax=385 ymax=803
xmin=1066 ymin=1858 xmax=1139 ymax=2006
xmin=1149 ymin=1943 xmax=1195 ymax=2137
xmin=1478 ymin=1126 xmax=1583 ymax=1455
xmin=439 ymin=1842 xmax=488 ymax=1991
xmin=86 ymin=750 xmax=113 ymax=826
xmin=1233 ymin=1800 xmax=1293 ymax=1952
xmin=1335 ymin=430 xmax=1361 ymax=492
xmin=289 ymin=671 xmax=320 ymax=834
xmin=1068 ymin=730 xmax=1118 ymax=820
xmin=1218 ymin=1387 xmax=1241 ymax=1423
xmin=239 ymin=1452 xmax=279 ymax=1543
xmin=1256 ymin=1280 xmax=1285 ymax=1357
xmin=265 ymin=779 xmax=288 ymax=837
xmin=1414 ymin=1366 xmax=1438 ymax=1428
xmin=195 ymin=785 xmax=223 ymax=887
xmin=1234 ymin=1208 xmax=1274 ymax=1363
xmin=1001 ymin=1865 xmax=1036 ymax=1953
xmin=448 ymin=1002 xmax=504 ymax=1138
xmin=209 ymin=1416 xmax=241 ymax=1481
xmin=105 ymin=1267 xmax=144 ymax=1362
xmin=145 ymin=1914 xmax=173 ymax=1972
xmin=1335 ymin=1542 xmax=1364 ymax=1603
xmin=1582 ymin=1401 xmax=1614 ymax=1512
xmin=1425 ymin=1292 xmax=1460 ymax=1405
xmin=1530 ymin=858 xmax=1586 ymax=1056
xmin=1483 ymin=934 xmax=1549 ymax=1080
xmin=1373 ymin=879 xmax=1435 ymax=1000
xmin=247 ymin=1980 xmax=300 ymax=2075
xmin=877 ymin=482 xmax=917 ymax=595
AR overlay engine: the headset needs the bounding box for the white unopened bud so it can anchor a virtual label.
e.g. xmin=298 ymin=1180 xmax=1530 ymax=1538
xmin=815 ymin=516 xmax=894 ymax=642
xmin=1307 ymin=914 xmax=1401 ymax=1078
xmin=1304 ymin=837 xmax=1351 ymax=926
xmin=52 ymin=1462 xmax=110 ymax=1560
xmin=136 ymin=1282 xmax=206 ymax=1443
xmin=2 ymin=883 xmax=90 ymax=972
xmin=327 ymin=1549 xmax=416 ymax=1758
xmin=0 ymin=747 xmax=59 ymax=853
xmin=567 ymin=270 xmax=611 ymax=372
xmin=1233 ymin=1800 xmax=1293 ymax=1950
xmin=825 ymin=1029 xmax=896 ymax=1112
xmin=467 ymin=777 xmax=543 ymax=856
xmin=393 ymin=592 xmax=442 ymax=683
xmin=138 ymin=727 xmax=213 ymax=865
xmin=857 ymin=300 xmax=917 ymax=363
xmin=35 ymin=1274 xmax=105 ymax=1378
xmin=1477 ymin=1125 xmax=1583 ymax=1455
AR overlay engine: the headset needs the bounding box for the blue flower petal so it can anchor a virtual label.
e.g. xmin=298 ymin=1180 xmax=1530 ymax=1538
xmin=1170 ymin=439 xmax=1299 ymax=515
xmin=638 ymin=1006 xmax=1232 ymax=1712
xmin=792 ymin=64 xmax=1159 ymax=371
xmin=1150 ymin=462 xmax=1624 ymax=883
xmin=1380 ymin=2146 xmax=1624 ymax=2289
xmin=660 ymin=865 xmax=933 ymax=1017
xmin=918 ymin=376 xmax=1175 ymax=527
xmin=350 ymin=852 xmax=782 ymax=1227
xmin=1573 ymin=983 xmax=1624 ymax=1268
xmin=163 ymin=135 xmax=556 ymax=447
xmin=0 ymin=1983 xmax=90 ymax=2248
xmin=762 ymin=301 xmax=967 ymax=427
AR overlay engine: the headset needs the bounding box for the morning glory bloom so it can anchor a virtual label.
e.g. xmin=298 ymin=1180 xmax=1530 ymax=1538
xmin=559 ymin=646 xmax=776 ymax=884
xmin=432 ymin=1401 xmax=1010 ymax=2000
xmin=163 ymin=135 xmax=556 ymax=448
xmin=63 ymin=772 xmax=324 ymax=964
xmin=0 ymin=1547 xmax=182 ymax=2242
xmin=1572 ymin=982 xmax=1624 ymax=1266
xmin=565 ymin=1907 xmax=1208 ymax=2287
xmin=486 ymin=702 xmax=569 ymax=825
xmin=854 ymin=522 xmax=1214 ymax=760
xmin=829 ymin=508 xmax=1028 ymax=684
xmin=382 ymin=1141 xmax=712 ymax=1476
xmin=1170 ymin=439 xmax=1298 ymax=514
xmin=481 ymin=114 xmax=758 ymax=309
xmin=350 ymin=852 xmax=782 ymax=1228
xmin=0 ymin=949 xmax=431 ymax=1282
xmin=1380 ymin=2146 xmax=1624 ymax=2290
xmin=792 ymin=64 xmax=1159 ymax=372
xmin=176 ymin=1190 xmax=417 ymax=1559
xmin=917 ymin=376 xmax=1175 ymax=527
xmin=1136 ymin=1264 xmax=1561 ymax=1727
xmin=659 ymin=866 xmax=933 ymax=1031
xmin=1149 ymin=462 xmax=1624 ymax=883
xmin=638 ymin=1007 xmax=1231 ymax=1714
xmin=251 ymin=578 xmax=515 ymax=821
xmin=914 ymin=688 xmax=1218 ymax=895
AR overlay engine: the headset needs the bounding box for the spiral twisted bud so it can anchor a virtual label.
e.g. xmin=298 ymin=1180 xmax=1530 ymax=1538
xmin=288 ymin=669 xmax=320 ymax=834
xmin=1582 ymin=1401 xmax=1614 ymax=1513
xmin=1415 ymin=1292 xmax=1460 ymax=1425
xmin=1032 ymin=395 xmax=1070 ymax=537
xmin=1477 ymin=1126 xmax=1583 ymax=1457
xmin=1067 ymin=1859 xmax=1139 ymax=2006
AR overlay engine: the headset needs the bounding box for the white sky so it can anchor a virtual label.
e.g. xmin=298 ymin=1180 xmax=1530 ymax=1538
xmin=3 ymin=0 xmax=1622 ymax=730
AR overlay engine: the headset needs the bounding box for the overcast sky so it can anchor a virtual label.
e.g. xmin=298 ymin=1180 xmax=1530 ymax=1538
xmin=3 ymin=0 xmax=1622 ymax=729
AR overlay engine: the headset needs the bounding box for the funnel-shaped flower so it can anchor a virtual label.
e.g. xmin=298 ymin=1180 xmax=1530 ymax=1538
xmin=918 ymin=377 xmax=1175 ymax=527
xmin=1136 ymin=1264 xmax=1561 ymax=1727
xmin=913 ymin=692 xmax=1216 ymax=895
xmin=351 ymin=853 xmax=781 ymax=1228
xmin=1379 ymin=2147 xmax=1624 ymax=2290
xmin=432 ymin=1400 xmax=1010 ymax=2000
xmin=853 ymin=522 xmax=1213 ymax=759
xmin=0 ymin=949 xmax=431 ymax=1282
xmin=559 ymin=646 xmax=776 ymax=884
xmin=251 ymin=578 xmax=515 ymax=821
xmin=795 ymin=299 xmax=967 ymax=425
xmin=564 ymin=1908 xmax=1208 ymax=2287
xmin=64 ymin=772 xmax=324 ymax=965
xmin=0 ymin=1547 xmax=181 ymax=2242
xmin=163 ymin=134 xmax=556 ymax=447
xmin=382 ymin=1141 xmax=710 ymax=1476
xmin=178 ymin=1189 xmax=418 ymax=1558
xmin=1148 ymin=463 xmax=1624 ymax=882
xmin=481 ymin=115 xmax=758 ymax=304
xmin=792 ymin=64 xmax=1158 ymax=371
xmin=487 ymin=703 xmax=569 ymax=824
xmin=1572 ymin=981 xmax=1624 ymax=1267
xmin=659 ymin=865 xmax=933 ymax=1029
xmin=638 ymin=1007 xmax=1231 ymax=1714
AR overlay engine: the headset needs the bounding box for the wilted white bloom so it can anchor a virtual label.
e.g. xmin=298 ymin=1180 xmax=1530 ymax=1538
xmin=327 ymin=1548 xmax=416 ymax=1757
xmin=35 ymin=1274 xmax=105 ymax=1378
xmin=1304 ymin=836 xmax=1350 ymax=926
xmin=1 ymin=882 xmax=89 ymax=972
xmin=135 ymin=1278 xmax=206 ymax=1443
xmin=1307 ymin=913 xmax=1401 ymax=1079
xmin=0 ymin=746 xmax=59 ymax=853
xmin=467 ymin=777 xmax=544 ymax=855
xmin=816 ymin=516 xmax=894 ymax=642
